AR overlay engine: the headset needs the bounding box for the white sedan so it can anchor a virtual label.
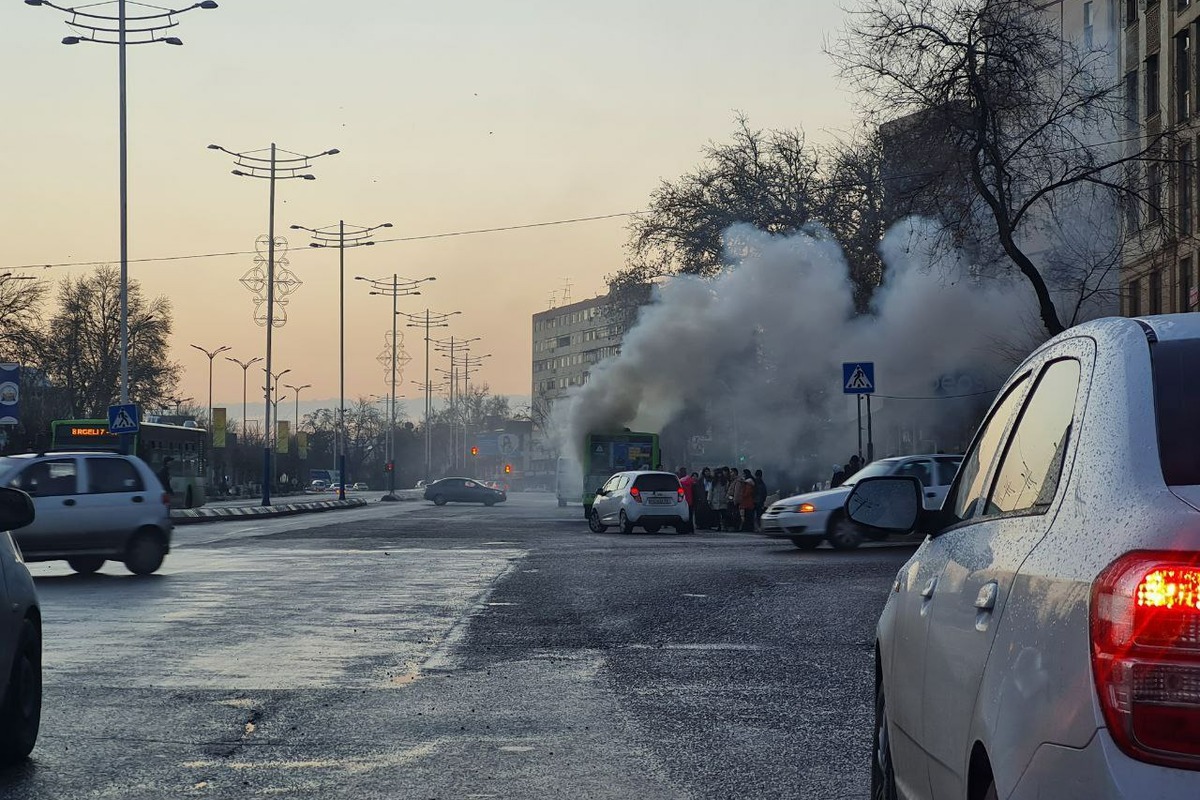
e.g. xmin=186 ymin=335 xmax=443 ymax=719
xmin=847 ymin=314 xmax=1200 ymax=799
xmin=0 ymin=487 xmax=40 ymax=765
xmin=760 ymin=454 xmax=961 ymax=549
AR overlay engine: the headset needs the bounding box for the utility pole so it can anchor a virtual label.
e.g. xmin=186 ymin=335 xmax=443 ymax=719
xmin=434 ymin=335 xmax=480 ymax=471
xmin=401 ymin=309 xmax=461 ymax=482
xmin=189 ymin=343 xmax=231 ymax=486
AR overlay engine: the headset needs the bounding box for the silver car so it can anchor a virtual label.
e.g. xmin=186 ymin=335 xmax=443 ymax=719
xmin=588 ymin=470 xmax=691 ymax=534
xmin=847 ymin=315 xmax=1200 ymax=799
xmin=0 ymin=452 xmax=172 ymax=575
xmin=0 ymin=487 xmax=41 ymax=765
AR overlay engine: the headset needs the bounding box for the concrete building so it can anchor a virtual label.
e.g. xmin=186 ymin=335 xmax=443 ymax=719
xmin=1120 ymin=0 xmax=1200 ymax=315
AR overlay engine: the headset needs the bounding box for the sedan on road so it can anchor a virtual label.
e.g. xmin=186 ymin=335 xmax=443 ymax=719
xmin=847 ymin=314 xmax=1200 ymax=800
xmin=0 ymin=486 xmax=40 ymax=765
xmin=424 ymin=478 xmax=507 ymax=506
xmin=760 ymin=454 xmax=961 ymax=550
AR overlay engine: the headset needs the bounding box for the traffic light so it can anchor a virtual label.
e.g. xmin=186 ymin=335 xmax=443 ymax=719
xmin=470 ymin=446 xmax=479 ymax=456
xmin=504 ymin=464 xmax=512 ymax=474
xmin=384 ymin=461 xmax=394 ymax=472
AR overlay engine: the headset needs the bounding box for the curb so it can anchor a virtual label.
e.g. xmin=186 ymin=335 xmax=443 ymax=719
xmin=171 ymin=497 xmax=369 ymax=525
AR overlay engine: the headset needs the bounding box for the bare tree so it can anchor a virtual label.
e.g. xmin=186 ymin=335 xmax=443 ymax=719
xmin=0 ymin=276 xmax=49 ymax=356
xmin=833 ymin=0 xmax=1177 ymax=335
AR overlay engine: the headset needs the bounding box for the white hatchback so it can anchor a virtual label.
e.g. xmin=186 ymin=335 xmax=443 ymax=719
xmin=588 ymin=471 xmax=691 ymax=534
xmin=0 ymin=487 xmax=40 ymax=765
xmin=846 ymin=315 xmax=1200 ymax=799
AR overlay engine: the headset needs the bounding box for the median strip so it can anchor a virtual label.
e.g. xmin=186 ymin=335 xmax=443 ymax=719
xmin=171 ymin=497 xmax=369 ymax=524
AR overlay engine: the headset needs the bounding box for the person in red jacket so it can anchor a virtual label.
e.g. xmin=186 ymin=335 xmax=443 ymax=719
xmin=677 ymin=467 xmax=696 ymax=526
xmin=738 ymin=469 xmax=757 ymax=532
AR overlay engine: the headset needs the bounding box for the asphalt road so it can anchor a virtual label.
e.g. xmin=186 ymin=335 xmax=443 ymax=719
xmin=0 ymin=492 xmax=916 ymax=799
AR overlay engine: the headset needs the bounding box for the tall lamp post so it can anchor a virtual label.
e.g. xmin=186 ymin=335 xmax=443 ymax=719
xmin=208 ymin=142 xmax=337 ymax=506
xmin=27 ymin=0 xmax=219 ymax=410
xmin=400 ymin=309 xmax=461 ymax=483
xmin=356 ymin=275 xmax=434 ymax=500
xmin=224 ymin=355 xmax=263 ymax=440
xmin=284 ymin=382 xmax=311 ymax=438
xmin=291 ymin=220 xmax=392 ymax=501
xmin=189 ymin=343 xmax=230 ymax=485
xmin=433 ymin=335 xmax=479 ymax=471
xmin=458 ymin=352 xmax=492 ymax=465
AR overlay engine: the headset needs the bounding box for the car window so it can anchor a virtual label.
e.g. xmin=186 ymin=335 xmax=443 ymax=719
xmin=88 ymin=457 xmax=145 ymax=494
xmin=633 ymin=474 xmax=680 ymax=492
xmin=1151 ymin=337 xmax=1200 ymax=485
xmin=934 ymin=457 xmax=962 ymax=486
xmin=894 ymin=459 xmax=933 ymax=487
xmin=948 ymin=373 xmax=1031 ymax=522
xmin=984 ymin=359 xmax=1080 ymax=517
xmin=10 ymin=458 xmax=78 ymax=497
xmin=843 ymin=460 xmax=901 ymax=486
xmin=464 ymin=481 xmax=477 ymax=489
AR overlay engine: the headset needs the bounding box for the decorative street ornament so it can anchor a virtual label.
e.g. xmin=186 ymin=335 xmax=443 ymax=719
xmin=241 ymin=235 xmax=301 ymax=328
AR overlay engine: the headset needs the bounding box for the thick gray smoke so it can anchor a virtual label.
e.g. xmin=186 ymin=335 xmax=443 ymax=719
xmin=556 ymin=219 xmax=1042 ymax=481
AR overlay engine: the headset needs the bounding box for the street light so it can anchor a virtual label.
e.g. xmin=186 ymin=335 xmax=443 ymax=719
xmin=292 ymin=220 xmax=391 ymax=500
xmin=188 ymin=343 xmax=230 ymax=484
xmin=357 ymin=275 xmax=435 ymax=500
xmin=27 ymin=0 xmax=219 ymax=411
xmin=224 ymin=355 xmax=263 ymax=441
xmin=283 ymin=383 xmax=311 ymax=433
xmin=433 ymin=335 xmax=480 ymax=471
xmin=399 ymin=309 xmax=462 ymax=483
xmin=209 ymin=142 xmax=337 ymax=506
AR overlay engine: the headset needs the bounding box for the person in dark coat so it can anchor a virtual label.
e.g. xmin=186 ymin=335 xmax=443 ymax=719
xmin=158 ymin=457 xmax=174 ymax=496
xmin=753 ymin=469 xmax=767 ymax=530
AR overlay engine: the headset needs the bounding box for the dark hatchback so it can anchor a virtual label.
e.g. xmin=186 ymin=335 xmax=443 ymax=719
xmin=423 ymin=478 xmax=507 ymax=506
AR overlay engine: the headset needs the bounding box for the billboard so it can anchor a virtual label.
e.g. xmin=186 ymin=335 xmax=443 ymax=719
xmin=276 ymin=420 xmax=289 ymax=454
xmin=212 ymin=407 xmax=227 ymax=448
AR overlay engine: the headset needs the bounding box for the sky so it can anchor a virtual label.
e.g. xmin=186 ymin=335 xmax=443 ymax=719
xmin=1 ymin=0 xmax=861 ymax=422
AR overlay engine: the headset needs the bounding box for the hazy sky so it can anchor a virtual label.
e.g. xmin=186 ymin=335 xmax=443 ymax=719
xmin=1 ymin=0 xmax=860 ymax=419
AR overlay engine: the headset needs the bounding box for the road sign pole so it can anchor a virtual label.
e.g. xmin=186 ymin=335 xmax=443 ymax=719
xmin=866 ymin=393 xmax=874 ymax=462
xmin=857 ymin=395 xmax=863 ymax=461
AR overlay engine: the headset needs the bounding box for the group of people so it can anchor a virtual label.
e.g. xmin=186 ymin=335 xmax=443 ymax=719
xmin=830 ymin=455 xmax=863 ymax=489
xmin=675 ymin=466 xmax=768 ymax=532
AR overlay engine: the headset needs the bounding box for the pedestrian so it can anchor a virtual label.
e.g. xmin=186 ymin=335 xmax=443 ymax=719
xmin=739 ymin=468 xmax=757 ymax=531
xmin=830 ymin=463 xmax=846 ymax=489
xmin=753 ymin=468 xmax=767 ymax=531
xmin=696 ymin=467 xmax=714 ymax=530
xmin=157 ymin=457 xmax=174 ymax=497
xmin=843 ymin=454 xmax=863 ymax=482
xmin=727 ymin=467 xmax=744 ymax=531
xmin=709 ymin=467 xmax=728 ymax=531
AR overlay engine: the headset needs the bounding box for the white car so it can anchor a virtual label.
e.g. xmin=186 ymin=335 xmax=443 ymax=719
xmin=588 ymin=470 xmax=692 ymax=534
xmin=760 ymin=454 xmax=961 ymax=550
xmin=846 ymin=314 xmax=1200 ymax=799
xmin=0 ymin=452 xmax=172 ymax=575
xmin=0 ymin=487 xmax=41 ymax=765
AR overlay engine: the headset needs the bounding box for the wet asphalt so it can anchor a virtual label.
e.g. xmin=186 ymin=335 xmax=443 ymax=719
xmin=0 ymin=493 xmax=915 ymax=799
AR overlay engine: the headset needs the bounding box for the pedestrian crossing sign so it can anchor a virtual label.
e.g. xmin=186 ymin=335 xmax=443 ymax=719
xmin=842 ymin=362 xmax=875 ymax=395
xmin=108 ymin=403 xmax=140 ymax=434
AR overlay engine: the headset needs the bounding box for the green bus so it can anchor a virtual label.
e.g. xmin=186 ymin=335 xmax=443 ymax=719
xmin=49 ymin=419 xmax=209 ymax=508
xmin=581 ymin=430 xmax=660 ymax=517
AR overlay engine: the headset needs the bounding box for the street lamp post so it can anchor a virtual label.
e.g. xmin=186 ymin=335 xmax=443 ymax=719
xmin=434 ymin=336 xmax=479 ymax=471
xmin=292 ymin=221 xmax=392 ymax=501
xmin=356 ymin=275 xmax=434 ymax=500
xmin=458 ymin=352 xmax=491 ymax=466
xmin=209 ymin=143 xmax=337 ymax=506
xmin=27 ymin=0 xmax=219 ymax=409
xmin=189 ymin=343 xmax=230 ymax=485
xmin=262 ymin=367 xmax=290 ymax=491
xmin=284 ymin=383 xmax=311 ymax=434
xmin=400 ymin=309 xmax=461 ymax=483
xmin=224 ymin=356 xmax=263 ymax=441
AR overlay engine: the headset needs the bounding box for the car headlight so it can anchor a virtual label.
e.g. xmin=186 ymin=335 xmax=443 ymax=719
xmin=791 ymin=502 xmax=817 ymax=513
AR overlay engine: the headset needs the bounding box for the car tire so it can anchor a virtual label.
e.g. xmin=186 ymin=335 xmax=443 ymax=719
xmin=871 ymin=672 xmax=898 ymax=800
xmin=124 ymin=529 xmax=167 ymax=576
xmin=484 ymin=500 xmax=495 ymax=507
xmin=432 ymin=495 xmax=447 ymax=506
xmin=643 ymin=523 xmax=661 ymax=534
xmin=588 ymin=509 xmax=608 ymax=533
xmin=790 ymin=537 xmax=821 ymax=550
xmin=67 ymin=556 xmax=105 ymax=574
xmin=0 ymin=617 xmax=41 ymax=766
xmin=828 ymin=513 xmax=864 ymax=550
xmin=619 ymin=511 xmax=635 ymax=534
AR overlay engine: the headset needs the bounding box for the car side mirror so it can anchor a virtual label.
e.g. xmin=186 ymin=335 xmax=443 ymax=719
xmin=844 ymin=476 xmax=921 ymax=534
xmin=0 ymin=487 xmax=35 ymax=531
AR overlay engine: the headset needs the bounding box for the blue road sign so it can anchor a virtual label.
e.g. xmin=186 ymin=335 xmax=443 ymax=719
xmin=108 ymin=403 xmax=140 ymax=435
xmin=843 ymin=362 xmax=875 ymax=395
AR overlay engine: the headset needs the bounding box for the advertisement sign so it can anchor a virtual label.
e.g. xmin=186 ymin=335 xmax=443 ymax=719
xmin=297 ymin=432 xmax=308 ymax=459
xmin=0 ymin=363 xmax=20 ymax=426
xmin=276 ymin=420 xmax=290 ymax=454
xmin=212 ymin=408 xmax=227 ymax=448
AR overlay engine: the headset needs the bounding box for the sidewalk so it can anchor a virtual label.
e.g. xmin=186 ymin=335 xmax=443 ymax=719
xmin=170 ymin=496 xmax=369 ymax=525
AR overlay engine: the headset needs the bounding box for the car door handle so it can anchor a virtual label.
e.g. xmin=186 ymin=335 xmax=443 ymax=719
xmin=63 ymin=498 xmax=76 ymax=506
xmin=975 ymin=582 xmax=998 ymax=611
xmin=925 ymin=491 xmax=937 ymax=498
xmin=132 ymin=495 xmax=144 ymax=503
xmin=921 ymin=577 xmax=938 ymax=599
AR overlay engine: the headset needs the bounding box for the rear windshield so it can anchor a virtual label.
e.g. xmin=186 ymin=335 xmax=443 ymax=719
xmin=1152 ymin=337 xmax=1200 ymax=486
xmin=634 ymin=474 xmax=681 ymax=492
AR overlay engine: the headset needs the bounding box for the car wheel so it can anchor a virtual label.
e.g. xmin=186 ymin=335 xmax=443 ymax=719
xmin=828 ymin=513 xmax=863 ymax=550
xmin=0 ymin=617 xmax=41 ymax=766
xmin=484 ymin=500 xmax=495 ymax=507
xmin=790 ymin=537 xmax=821 ymax=550
xmin=124 ymin=529 xmax=166 ymax=576
xmin=588 ymin=509 xmax=608 ymax=533
xmin=643 ymin=523 xmax=661 ymax=534
xmin=432 ymin=495 xmax=447 ymax=506
xmin=67 ymin=556 xmax=105 ymax=574
xmin=619 ymin=511 xmax=635 ymax=534
xmin=871 ymin=672 xmax=898 ymax=800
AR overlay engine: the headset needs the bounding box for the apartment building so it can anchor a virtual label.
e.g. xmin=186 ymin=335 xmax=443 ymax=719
xmin=1121 ymin=0 xmax=1200 ymax=314
xmin=531 ymin=295 xmax=622 ymax=403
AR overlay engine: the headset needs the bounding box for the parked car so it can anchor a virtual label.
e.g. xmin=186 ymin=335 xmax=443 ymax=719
xmin=848 ymin=315 xmax=1200 ymax=800
xmin=423 ymin=478 xmax=506 ymax=506
xmin=351 ymin=482 xmax=369 ymax=491
xmin=760 ymin=454 xmax=962 ymax=549
xmin=307 ymin=479 xmax=328 ymax=493
xmin=588 ymin=470 xmax=692 ymax=534
xmin=0 ymin=452 xmax=172 ymax=575
xmin=0 ymin=487 xmax=40 ymax=765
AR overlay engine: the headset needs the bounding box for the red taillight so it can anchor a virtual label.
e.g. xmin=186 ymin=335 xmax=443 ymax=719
xmin=630 ymin=487 xmax=642 ymax=503
xmin=162 ymin=492 xmax=171 ymax=508
xmin=1091 ymin=551 xmax=1200 ymax=769
xmin=678 ymin=487 xmax=686 ymax=501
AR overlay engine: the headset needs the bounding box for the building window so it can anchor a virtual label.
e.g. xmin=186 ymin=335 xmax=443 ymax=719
xmin=1149 ymin=162 xmax=1164 ymax=224
xmin=1127 ymin=0 xmax=1138 ymax=24
xmin=1181 ymin=257 xmax=1194 ymax=312
xmin=1150 ymin=270 xmax=1163 ymax=315
xmin=1084 ymin=2 xmax=1094 ymax=48
xmin=1125 ymin=70 xmax=1139 ymax=129
xmin=1182 ymin=144 xmax=1194 ymax=234
xmin=1129 ymin=277 xmax=1143 ymax=316
xmin=1179 ymin=31 xmax=1193 ymax=121
xmin=1148 ymin=54 xmax=1161 ymax=118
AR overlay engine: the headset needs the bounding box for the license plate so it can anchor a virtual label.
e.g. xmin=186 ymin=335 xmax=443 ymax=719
xmin=647 ymin=498 xmax=671 ymax=505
